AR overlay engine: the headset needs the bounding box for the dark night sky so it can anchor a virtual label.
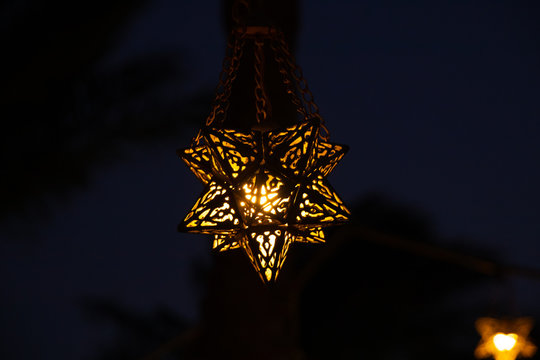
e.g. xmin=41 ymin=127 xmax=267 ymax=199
xmin=1 ymin=1 xmax=540 ymax=359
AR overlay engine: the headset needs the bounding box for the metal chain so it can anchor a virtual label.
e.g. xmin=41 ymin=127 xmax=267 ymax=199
xmin=217 ymin=35 xmax=244 ymax=124
xmin=192 ymin=33 xmax=244 ymax=145
xmin=274 ymin=31 xmax=330 ymax=140
xmin=270 ymin=37 xmax=307 ymax=119
xmin=205 ymin=35 xmax=234 ymax=126
xmin=254 ymin=39 xmax=269 ymax=124
xmin=194 ymin=22 xmax=330 ymax=143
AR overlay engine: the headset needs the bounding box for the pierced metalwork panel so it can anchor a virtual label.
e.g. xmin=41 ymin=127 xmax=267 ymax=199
xmin=244 ymin=228 xmax=294 ymax=283
xmin=292 ymin=175 xmax=350 ymax=227
xmin=238 ymin=170 xmax=294 ymax=225
xmin=179 ymin=145 xmax=222 ymax=185
xmin=291 ymin=227 xmax=326 ymax=244
xmin=264 ymin=120 xmax=319 ymax=178
xmin=179 ymin=181 xmax=242 ymax=234
xmin=204 ymin=127 xmax=262 ymax=185
xmin=212 ymin=233 xmax=242 ymax=252
xmin=311 ymin=141 xmax=348 ymax=178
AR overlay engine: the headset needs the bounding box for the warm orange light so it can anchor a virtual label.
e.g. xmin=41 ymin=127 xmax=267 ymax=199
xmin=475 ymin=317 xmax=536 ymax=360
xmin=493 ymin=333 xmax=518 ymax=352
xmin=178 ymin=120 xmax=349 ymax=283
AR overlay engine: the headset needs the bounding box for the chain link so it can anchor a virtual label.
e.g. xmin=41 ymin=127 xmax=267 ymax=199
xmin=274 ymin=31 xmax=330 ymax=140
xmin=254 ymin=39 xmax=269 ymax=124
xmin=270 ymin=38 xmax=307 ymax=119
xmin=193 ymin=33 xmax=244 ymax=145
xmin=218 ymin=36 xmax=244 ymax=123
xmin=194 ymin=24 xmax=330 ymax=144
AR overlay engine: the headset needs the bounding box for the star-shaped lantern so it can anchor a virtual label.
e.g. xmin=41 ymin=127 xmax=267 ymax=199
xmin=178 ymin=118 xmax=350 ymax=282
xmin=176 ymin=17 xmax=350 ymax=283
xmin=475 ymin=317 xmax=537 ymax=360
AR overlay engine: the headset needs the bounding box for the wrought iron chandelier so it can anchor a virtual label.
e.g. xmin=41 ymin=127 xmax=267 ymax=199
xmin=177 ymin=7 xmax=350 ymax=283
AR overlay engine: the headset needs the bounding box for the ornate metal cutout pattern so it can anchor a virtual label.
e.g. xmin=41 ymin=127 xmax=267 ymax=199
xmin=178 ymin=120 xmax=349 ymax=283
xmin=293 ymin=175 xmax=350 ymax=226
xmin=182 ymin=181 xmax=242 ymax=234
xmin=181 ymin=145 xmax=221 ymax=185
xmin=240 ymin=170 xmax=292 ymax=223
xmin=245 ymin=228 xmax=292 ymax=282
xmin=206 ymin=128 xmax=261 ymax=184
xmin=311 ymin=141 xmax=347 ymax=178
xmin=292 ymin=227 xmax=325 ymax=244
xmin=212 ymin=233 xmax=242 ymax=252
xmin=265 ymin=119 xmax=318 ymax=178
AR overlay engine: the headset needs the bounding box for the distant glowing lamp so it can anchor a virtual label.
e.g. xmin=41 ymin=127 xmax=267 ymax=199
xmin=176 ymin=23 xmax=349 ymax=283
xmin=493 ymin=333 xmax=518 ymax=352
xmin=475 ymin=317 xmax=536 ymax=360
